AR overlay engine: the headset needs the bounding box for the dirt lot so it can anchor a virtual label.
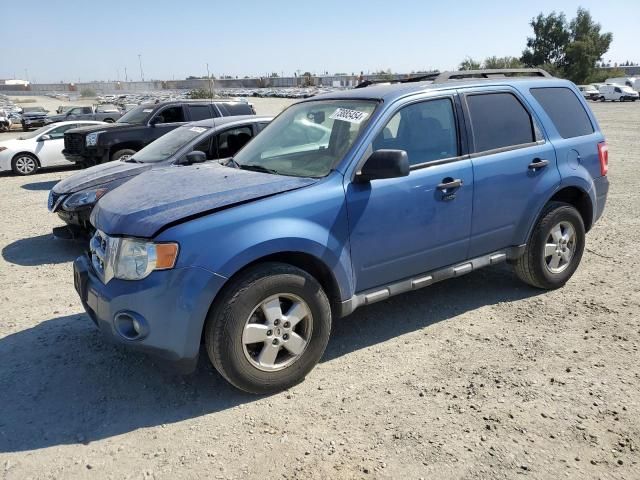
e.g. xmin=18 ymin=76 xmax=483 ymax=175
xmin=0 ymin=100 xmax=638 ymax=480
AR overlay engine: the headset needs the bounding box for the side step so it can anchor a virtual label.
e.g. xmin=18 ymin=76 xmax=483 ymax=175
xmin=339 ymin=248 xmax=520 ymax=317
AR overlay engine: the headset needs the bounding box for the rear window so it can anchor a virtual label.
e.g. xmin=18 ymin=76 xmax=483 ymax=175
xmin=530 ymin=87 xmax=594 ymax=139
xmin=221 ymin=103 xmax=253 ymax=116
xmin=187 ymin=104 xmax=212 ymax=121
xmin=466 ymin=93 xmax=535 ymax=152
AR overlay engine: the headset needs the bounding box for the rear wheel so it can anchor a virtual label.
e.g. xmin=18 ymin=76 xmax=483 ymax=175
xmin=514 ymin=202 xmax=585 ymax=289
xmin=11 ymin=153 xmax=39 ymax=175
xmin=110 ymin=149 xmax=136 ymax=162
xmin=103 ymin=118 xmax=115 ymax=123
xmin=205 ymin=262 xmax=332 ymax=394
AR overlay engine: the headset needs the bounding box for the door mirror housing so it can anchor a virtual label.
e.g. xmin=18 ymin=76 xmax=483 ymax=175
xmin=356 ymin=149 xmax=410 ymax=182
xmin=180 ymin=150 xmax=207 ymax=165
xmin=39 ymin=134 xmax=51 ymax=141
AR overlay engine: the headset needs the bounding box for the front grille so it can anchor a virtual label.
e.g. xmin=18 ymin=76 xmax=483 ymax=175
xmin=64 ymin=133 xmax=85 ymax=154
xmin=89 ymin=230 xmax=117 ymax=283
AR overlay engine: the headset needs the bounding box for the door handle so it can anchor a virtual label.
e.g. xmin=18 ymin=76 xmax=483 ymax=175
xmin=528 ymin=158 xmax=549 ymax=170
xmin=437 ymin=178 xmax=463 ymax=191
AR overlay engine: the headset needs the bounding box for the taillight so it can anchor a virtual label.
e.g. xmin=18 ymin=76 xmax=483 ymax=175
xmin=597 ymin=141 xmax=608 ymax=176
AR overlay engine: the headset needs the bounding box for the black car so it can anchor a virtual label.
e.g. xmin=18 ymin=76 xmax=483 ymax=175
xmin=62 ymin=100 xmax=256 ymax=166
xmin=20 ymin=106 xmax=49 ymax=131
xmin=49 ymin=115 xmax=270 ymax=238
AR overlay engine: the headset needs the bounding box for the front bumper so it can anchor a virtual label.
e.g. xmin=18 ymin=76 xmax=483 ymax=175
xmin=22 ymin=118 xmax=46 ymax=128
xmin=73 ymin=254 xmax=226 ymax=369
xmin=62 ymin=147 xmax=107 ymax=165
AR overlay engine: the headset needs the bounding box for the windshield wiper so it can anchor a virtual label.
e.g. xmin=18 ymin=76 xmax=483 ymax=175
xmin=238 ymin=164 xmax=280 ymax=175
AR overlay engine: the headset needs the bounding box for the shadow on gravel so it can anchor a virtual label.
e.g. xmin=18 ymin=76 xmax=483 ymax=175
xmin=1 ymin=233 xmax=84 ymax=266
xmin=0 ymin=264 xmax=543 ymax=453
xmin=20 ymin=179 xmax=59 ymax=191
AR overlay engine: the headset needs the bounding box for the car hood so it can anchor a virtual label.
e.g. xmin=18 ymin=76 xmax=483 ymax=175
xmin=21 ymin=111 xmax=47 ymax=118
xmin=66 ymin=122 xmax=143 ymax=135
xmin=53 ymin=160 xmax=153 ymax=194
xmin=91 ymin=163 xmax=318 ymax=237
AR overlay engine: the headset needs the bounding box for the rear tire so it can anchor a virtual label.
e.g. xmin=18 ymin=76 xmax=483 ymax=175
xmin=104 ymin=118 xmax=115 ymax=123
xmin=205 ymin=262 xmax=332 ymax=394
xmin=514 ymin=202 xmax=585 ymax=289
xmin=110 ymin=149 xmax=136 ymax=162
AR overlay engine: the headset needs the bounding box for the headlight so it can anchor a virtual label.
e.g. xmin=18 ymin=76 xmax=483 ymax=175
xmin=114 ymin=238 xmax=178 ymax=280
xmin=62 ymin=188 xmax=108 ymax=211
xmin=90 ymin=231 xmax=179 ymax=282
xmin=85 ymin=131 xmax=105 ymax=147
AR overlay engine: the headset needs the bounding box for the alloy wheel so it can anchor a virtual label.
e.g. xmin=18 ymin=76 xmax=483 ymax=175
xmin=544 ymin=221 xmax=576 ymax=274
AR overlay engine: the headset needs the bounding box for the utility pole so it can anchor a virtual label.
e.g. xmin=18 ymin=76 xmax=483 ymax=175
xmin=124 ymin=67 xmax=128 ymax=82
xmin=138 ymin=54 xmax=144 ymax=82
xmin=206 ymin=63 xmax=213 ymax=98
xmin=24 ymin=68 xmax=29 ymax=82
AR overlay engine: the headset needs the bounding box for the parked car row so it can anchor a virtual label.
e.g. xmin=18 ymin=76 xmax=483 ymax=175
xmin=578 ymin=79 xmax=640 ymax=102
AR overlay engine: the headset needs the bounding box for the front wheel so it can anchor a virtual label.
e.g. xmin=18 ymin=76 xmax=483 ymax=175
xmin=205 ymin=262 xmax=332 ymax=394
xmin=12 ymin=153 xmax=39 ymax=175
xmin=514 ymin=202 xmax=585 ymax=289
xmin=110 ymin=149 xmax=136 ymax=162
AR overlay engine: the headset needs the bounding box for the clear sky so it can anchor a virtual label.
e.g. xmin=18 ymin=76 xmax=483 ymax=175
xmin=2 ymin=0 xmax=638 ymax=83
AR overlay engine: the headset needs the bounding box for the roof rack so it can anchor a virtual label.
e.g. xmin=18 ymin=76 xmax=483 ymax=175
xmin=354 ymin=68 xmax=552 ymax=89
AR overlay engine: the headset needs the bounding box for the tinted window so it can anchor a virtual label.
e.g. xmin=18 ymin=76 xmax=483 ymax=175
xmin=154 ymin=106 xmax=185 ymax=124
xmin=216 ymin=126 xmax=253 ymax=158
xmin=187 ymin=104 xmax=212 ymax=121
xmin=530 ymin=87 xmax=594 ymax=139
xmin=373 ymin=98 xmax=458 ymax=166
xmin=467 ymin=93 xmax=534 ymax=152
xmin=222 ymin=103 xmax=253 ymax=115
xmin=47 ymin=123 xmax=80 ymax=139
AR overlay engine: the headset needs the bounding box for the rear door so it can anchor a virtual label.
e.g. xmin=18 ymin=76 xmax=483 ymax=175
xmin=186 ymin=103 xmax=216 ymax=121
xmin=461 ymin=88 xmax=560 ymax=257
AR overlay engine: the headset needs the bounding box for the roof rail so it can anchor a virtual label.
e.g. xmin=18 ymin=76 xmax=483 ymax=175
xmin=432 ymin=68 xmax=552 ymax=82
xmin=354 ymin=68 xmax=552 ymax=89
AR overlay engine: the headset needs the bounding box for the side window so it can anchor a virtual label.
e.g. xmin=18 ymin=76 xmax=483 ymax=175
xmin=256 ymin=122 xmax=269 ymax=132
xmin=187 ymin=104 xmax=212 ymax=121
xmin=68 ymin=108 xmax=82 ymax=115
xmin=192 ymin=136 xmax=213 ymax=159
xmin=82 ymin=107 xmax=92 ymax=114
xmin=47 ymin=124 xmax=77 ymax=139
xmin=372 ymin=98 xmax=458 ymax=166
xmin=154 ymin=106 xmax=185 ymax=124
xmin=221 ymin=103 xmax=252 ymax=116
xmin=215 ymin=126 xmax=254 ymax=158
xmin=614 ymin=87 xmax=622 ymax=93
xmin=530 ymin=87 xmax=594 ymax=139
xmin=466 ymin=93 xmax=534 ymax=152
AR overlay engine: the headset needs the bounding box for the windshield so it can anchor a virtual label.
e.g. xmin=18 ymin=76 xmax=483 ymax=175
xmin=131 ymin=125 xmax=211 ymax=163
xmin=117 ymin=104 xmax=154 ymax=124
xmin=234 ymin=100 xmax=377 ymax=177
xmin=18 ymin=125 xmax=51 ymax=140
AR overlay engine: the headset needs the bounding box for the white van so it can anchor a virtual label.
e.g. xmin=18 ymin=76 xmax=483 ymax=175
xmin=598 ymin=84 xmax=639 ymax=102
xmin=605 ymin=77 xmax=640 ymax=91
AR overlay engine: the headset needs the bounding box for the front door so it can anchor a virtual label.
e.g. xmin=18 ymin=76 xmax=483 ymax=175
xmin=35 ymin=123 xmax=80 ymax=167
xmin=345 ymin=96 xmax=474 ymax=292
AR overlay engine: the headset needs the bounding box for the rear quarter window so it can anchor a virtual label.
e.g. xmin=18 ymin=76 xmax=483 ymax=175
xmin=466 ymin=92 xmax=535 ymax=153
xmin=530 ymin=87 xmax=594 ymax=139
xmin=221 ymin=103 xmax=253 ymax=116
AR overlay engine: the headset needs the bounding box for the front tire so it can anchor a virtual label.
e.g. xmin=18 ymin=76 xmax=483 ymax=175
xmin=514 ymin=202 xmax=585 ymax=289
xmin=11 ymin=153 xmax=39 ymax=175
xmin=110 ymin=149 xmax=136 ymax=162
xmin=205 ymin=262 xmax=332 ymax=394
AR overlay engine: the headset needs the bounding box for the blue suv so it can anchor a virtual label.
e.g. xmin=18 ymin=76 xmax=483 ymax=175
xmin=73 ymin=69 xmax=609 ymax=394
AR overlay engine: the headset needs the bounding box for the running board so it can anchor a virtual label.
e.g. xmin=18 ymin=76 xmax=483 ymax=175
xmin=338 ymin=246 xmax=523 ymax=317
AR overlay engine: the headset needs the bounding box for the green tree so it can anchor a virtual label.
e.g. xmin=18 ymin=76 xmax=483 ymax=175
xmin=459 ymin=57 xmax=481 ymax=70
xmin=563 ymin=8 xmax=613 ymax=83
xmin=483 ymin=56 xmax=524 ymax=69
xmin=521 ymin=12 xmax=570 ymax=67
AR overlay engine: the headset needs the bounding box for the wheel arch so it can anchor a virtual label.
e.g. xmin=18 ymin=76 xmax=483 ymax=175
xmin=548 ymin=186 xmax=594 ymax=232
xmin=11 ymin=151 xmax=41 ymax=168
xmin=108 ymin=142 xmax=142 ymax=160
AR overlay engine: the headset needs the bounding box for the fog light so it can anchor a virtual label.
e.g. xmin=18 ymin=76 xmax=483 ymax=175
xmin=114 ymin=311 xmax=149 ymax=340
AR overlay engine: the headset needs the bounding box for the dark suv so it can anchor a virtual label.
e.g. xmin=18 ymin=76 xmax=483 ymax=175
xmin=62 ymin=100 xmax=255 ymax=165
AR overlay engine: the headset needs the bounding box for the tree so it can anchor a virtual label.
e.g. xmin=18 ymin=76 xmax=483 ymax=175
xmin=563 ymin=8 xmax=613 ymax=83
xmin=483 ymin=56 xmax=523 ymax=69
xmin=459 ymin=57 xmax=481 ymax=70
xmin=521 ymin=12 xmax=570 ymax=67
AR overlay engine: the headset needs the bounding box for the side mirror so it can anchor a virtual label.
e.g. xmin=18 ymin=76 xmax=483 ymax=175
xmin=39 ymin=134 xmax=51 ymax=141
xmin=181 ymin=151 xmax=207 ymax=165
xmin=356 ymin=149 xmax=409 ymax=182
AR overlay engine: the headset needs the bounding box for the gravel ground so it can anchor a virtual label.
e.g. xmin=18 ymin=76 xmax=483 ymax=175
xmin=0 ymin=100 xmax=638 ymax=480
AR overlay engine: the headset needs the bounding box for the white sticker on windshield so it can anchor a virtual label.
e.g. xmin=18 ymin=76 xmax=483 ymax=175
xmin=143 ymin=108 xmax=153 ymax=113
xmin=189 ymin=127 xmax=206 ymax=133
xmin=329 ymin=108 xmax=369 ymax=124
